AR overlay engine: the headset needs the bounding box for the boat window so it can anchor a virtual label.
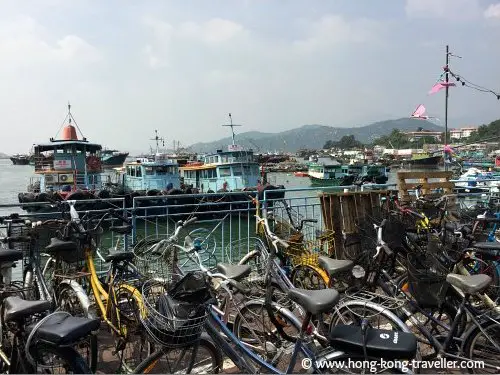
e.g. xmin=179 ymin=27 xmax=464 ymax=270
xmin=233 ymin=165 xmax=242 ymax=176
xmin=129 ymin=166 xmax=136 ymax=177
xmin=145 ymin=167 xmax=154 ymax=175
xmin=219 ymin=167 xmax=231 ymax=177
xmin=221 ymin=156 xmax=229 ymax=163
xmin=136 ymin=166 xmax=142 ymax=177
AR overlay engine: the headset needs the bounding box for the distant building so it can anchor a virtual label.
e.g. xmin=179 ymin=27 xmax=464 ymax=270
xmin=404 ymin=131 xmax=443 ymax=142
xmin=450 ymin=127 xmax=477 ymax=139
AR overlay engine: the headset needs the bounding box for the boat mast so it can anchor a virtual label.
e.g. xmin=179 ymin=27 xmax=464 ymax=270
xmin=150 ymin=130 xmax=165 ymax=154
xmin=222 ymin=113 xmax=242 ymax=146
xmin=444 ymin=45 xmax=449 ymax=171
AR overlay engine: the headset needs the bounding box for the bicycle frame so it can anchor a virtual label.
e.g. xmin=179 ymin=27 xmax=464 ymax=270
xmin=84 ymin=247 xmax=145 ymax=336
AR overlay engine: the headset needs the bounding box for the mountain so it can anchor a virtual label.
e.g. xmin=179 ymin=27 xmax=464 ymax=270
xmin=0 ymin=152 xmax=9 ymax=159
xmin=189 ymin=118 xmax=443 ymax=153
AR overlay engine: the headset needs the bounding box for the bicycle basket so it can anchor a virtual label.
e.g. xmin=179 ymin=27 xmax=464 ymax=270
xmin=133 ymin=236 xmax=178 ymax=281
xmin=406 ymin=252 xmax=449 ymax=308
xmin=141 ymin=272 xmax=211 ymax=348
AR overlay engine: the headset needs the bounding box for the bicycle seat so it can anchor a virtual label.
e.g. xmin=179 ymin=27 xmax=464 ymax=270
xmin=45 ymin=237 xmax=78 ymax=253
xmin=287 ymin=288 xmax=339 ymax=315
xmin=446 ymin=274 xmax=492 ymax=294
xmin=329 ymin=325 xmax=417 ymax=360
xmin=3 ymin=297 xmax=51 ymax=323
xmin=104 ymin=251 xmax=134 ymax=263
xmin=110 ymin=225 xmax=132 ymax=235
xmin=318 ymin=256 xmax=354 ymax=276
xmin=0 ymin=249 xmax=23 ymax=263
xmin=216 ymin=264 xmax=251 ymax=281
xmin=29 ymin=314 xmax=100 ymax=346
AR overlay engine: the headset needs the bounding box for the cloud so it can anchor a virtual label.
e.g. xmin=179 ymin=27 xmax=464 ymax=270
xmin=405 ymin=0 xmax=482 ymax=20
xmin=293 ymin=15 xmax=382 ymax=52
xmin=142 ymin=17 xmax=247 ymax=68
xmin=179 ymin=18 xmax=245 ymax=43
xmin=484 ymin=3 xmax=500 ymax=19
xmin=0 ymin=15 xmax=100 ymax=70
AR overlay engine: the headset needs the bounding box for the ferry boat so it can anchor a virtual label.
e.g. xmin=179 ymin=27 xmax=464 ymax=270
xmin=308 ymin=163 xmax=388 ymax=186
xmin=18 ymin=104 xmax=108 ymax=213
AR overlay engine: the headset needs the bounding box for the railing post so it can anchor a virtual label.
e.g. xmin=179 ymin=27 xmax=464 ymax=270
xmin=132 ymin=196 xmax=137 ymax=244
xmin=123 ymin=198 xmax=129 ymax=251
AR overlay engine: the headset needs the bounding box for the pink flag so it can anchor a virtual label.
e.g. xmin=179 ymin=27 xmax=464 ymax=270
xmin=411 ymin=104 xmax=426 ymax=118
xmin=411 ymin=104 xmax=429 ymax=119
xmin=429 ymin=82 xmax=457 ymax=95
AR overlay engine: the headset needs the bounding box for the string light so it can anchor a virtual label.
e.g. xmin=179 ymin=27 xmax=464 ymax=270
xmin=447 ymin=69 xmax=500 ymax=100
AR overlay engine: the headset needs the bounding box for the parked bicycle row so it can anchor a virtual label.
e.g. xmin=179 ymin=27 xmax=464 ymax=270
xmin=0 ymin=190 xmax=498 ymax=373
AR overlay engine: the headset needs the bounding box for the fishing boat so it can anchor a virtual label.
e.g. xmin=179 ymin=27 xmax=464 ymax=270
xmin=406 ymin=153 xmax=442 ymax=167
xmin=454 ymin=167 xmax=500 ymax=193
xmin=10 ymin=154 xmax=31 ymax=165
xmin=308 ymin=162 xmax=357 ymax=186
xmin=18 ymin=104 xmax=109 ymax=214
xmin=101 ymin=149 xmax=129 ymax=168
xmin=105 ymin=122 xmax=284 ymax=217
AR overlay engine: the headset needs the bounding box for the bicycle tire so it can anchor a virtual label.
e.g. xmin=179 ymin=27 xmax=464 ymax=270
xmin=462 ymin=318 xmax=500 ymax=374
xmin=22 ymin=344 xmax=92 ymax=374
xmin=133 ymin=333 xmax=223 ymax=374
xmin=232 ymin=299 xmax=303 ymax=372
xmin=55 ymin=284 xmax=98 ymax=372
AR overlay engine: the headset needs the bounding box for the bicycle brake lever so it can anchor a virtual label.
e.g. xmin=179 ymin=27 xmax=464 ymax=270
xmin=373 ymin=246 xmax=381 ymax=259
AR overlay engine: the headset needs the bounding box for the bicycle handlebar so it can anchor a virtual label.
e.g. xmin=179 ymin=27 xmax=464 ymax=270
xmin=255 ymin=216 xmax=290 ymax=249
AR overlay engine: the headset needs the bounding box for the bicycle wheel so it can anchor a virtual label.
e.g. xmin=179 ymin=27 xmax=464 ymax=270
xmin=232 ymin=299 xmax=303 ymax=373
xmin=463 ymin=318 xmax=500 ymax=374
xmin=291 ymin=264 xmax=329 ymax=290
xmin=57 ymin=284 xmax=98 ymax=373
xmin=401 ymin=300 xmax=466 ymax=361
xmin=108 ymin=285 xmax=152 ymax=373
xmin=133 ymin=333 xmax=223 ymax=374
xmin=21 ymin=344 xmax=91 ymax=374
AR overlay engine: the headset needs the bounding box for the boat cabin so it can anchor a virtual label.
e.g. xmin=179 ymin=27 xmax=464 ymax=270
xmin=122 ymin=160 xmax=180 ymax=192
xmin=33 ymin=123 xmax=102 ymax=192
xmin=180 ymin=146 xmax=260 ymax=192
xmin=308 ymin=163 xmax=350 ymax=180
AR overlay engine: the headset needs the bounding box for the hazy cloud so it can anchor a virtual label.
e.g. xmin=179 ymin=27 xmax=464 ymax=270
xmin=484 ymin=3 xmax=500 ymax=18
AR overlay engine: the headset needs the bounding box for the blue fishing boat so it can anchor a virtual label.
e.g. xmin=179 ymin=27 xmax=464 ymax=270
xmin=18 ymin=104 xmax=109 ymax=213
xmin=180 ymin=115 xmax=260 ymax=192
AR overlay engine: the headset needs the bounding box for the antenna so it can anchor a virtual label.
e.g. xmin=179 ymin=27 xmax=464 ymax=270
xmin=150 ymin=129 xmax=165 ymax=154
xmin=222 ymin=113 xmax=242 ymax=145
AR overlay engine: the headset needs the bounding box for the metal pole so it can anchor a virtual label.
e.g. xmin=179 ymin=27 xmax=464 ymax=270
xmin=444 ymin=45 xmax=449 ymax=170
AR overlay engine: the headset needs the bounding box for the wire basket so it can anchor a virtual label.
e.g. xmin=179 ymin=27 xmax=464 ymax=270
xmin=407 ymin=252 xmax=449 ymax=308
xmin=140 ymin=275 xmax=210 ymax=348
xmin=133 ymin=236 xmax=178 ymax=281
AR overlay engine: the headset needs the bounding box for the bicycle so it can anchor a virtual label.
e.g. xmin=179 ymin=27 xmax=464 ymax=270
xmin=0 ymin=235 xmax=98 ymax=373
xmin=210 ymin=217 xmax=418 ymax=373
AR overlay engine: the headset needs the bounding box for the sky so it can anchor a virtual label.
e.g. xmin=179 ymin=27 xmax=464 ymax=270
xmin=0 ymin=0 xmax=499 ymax=155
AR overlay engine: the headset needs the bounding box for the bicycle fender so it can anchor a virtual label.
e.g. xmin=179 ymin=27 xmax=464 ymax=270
xmin=59 ymin=279 xmax=93 ymax=318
